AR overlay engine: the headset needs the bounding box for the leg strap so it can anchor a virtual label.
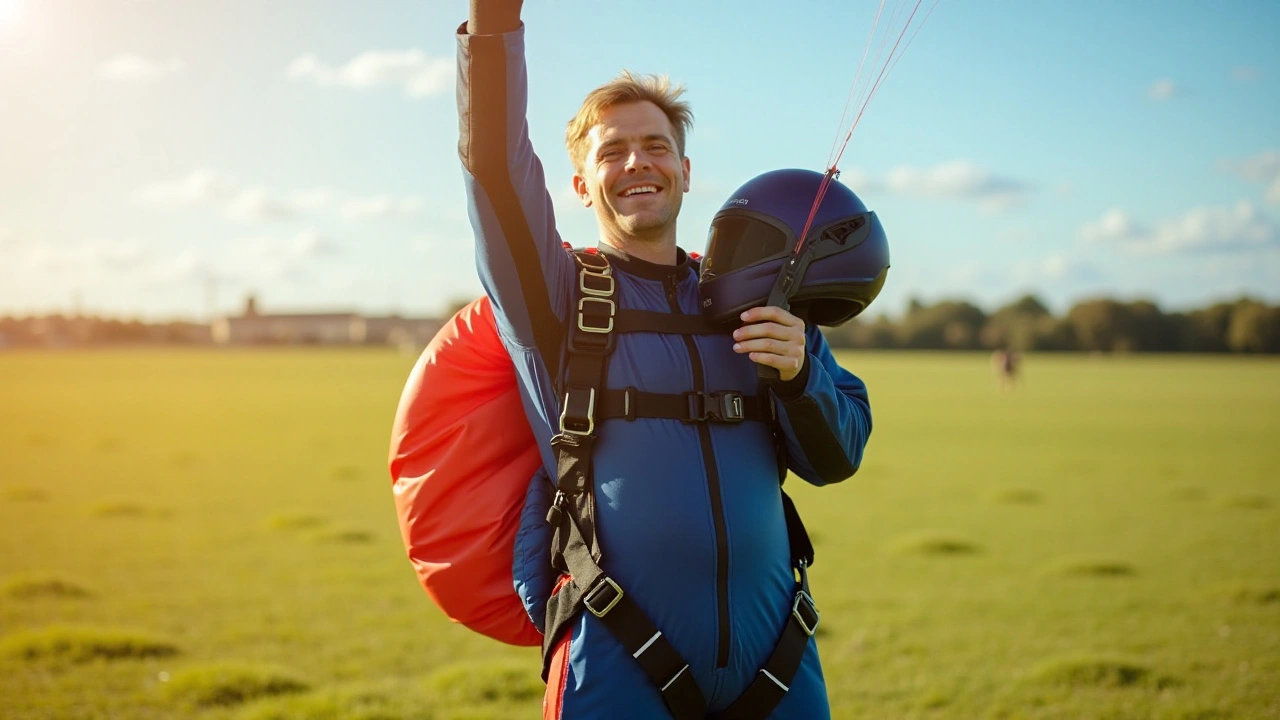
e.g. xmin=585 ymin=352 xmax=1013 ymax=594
xmin=711 ymin=562 xmax=819 ymax=720
xmin=544 ymin=501 xmax=708 ymax=720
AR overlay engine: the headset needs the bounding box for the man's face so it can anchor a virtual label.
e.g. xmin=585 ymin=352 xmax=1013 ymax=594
xmin=573 ymin=101 xmax=691 ymax=245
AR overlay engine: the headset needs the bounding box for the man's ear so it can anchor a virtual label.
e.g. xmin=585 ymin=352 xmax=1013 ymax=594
xmin=681 ymin=156 xmax=691 ymax=193
xmin=572 ymin=174 xmax=592 ymax=208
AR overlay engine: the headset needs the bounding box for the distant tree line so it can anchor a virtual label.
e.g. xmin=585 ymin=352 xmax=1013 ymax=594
xmin=0 ymin=315 xmax=211 ymax=348
xmin=822 ymin=295 xmax=1280 ymax=353
xmin=2 ymin=295 xmax=1278 ymax=352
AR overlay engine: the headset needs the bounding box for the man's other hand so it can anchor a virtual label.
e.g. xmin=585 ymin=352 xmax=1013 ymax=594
xmin=733 ymin=306 xmax=807 ymax=383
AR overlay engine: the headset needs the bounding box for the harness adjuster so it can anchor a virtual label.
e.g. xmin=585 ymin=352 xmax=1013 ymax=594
xmin=791 ymin=590 xmax=819 ymax=637
xmin=559 ymin=386 xmax=596 ymax=436
xmin=579 ymin=265 xmax=615 ymax=297
xmin=577 ymin=296 xmax=616 ymax=334
xmin=583 ymin=577 xmax=624 ymax=618
xmin=683 ymin=390 xmax=746 ymax=423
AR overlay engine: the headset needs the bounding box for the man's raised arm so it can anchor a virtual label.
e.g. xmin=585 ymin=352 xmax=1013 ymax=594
xmin=456 ymin=0 xmax=573 ymax=372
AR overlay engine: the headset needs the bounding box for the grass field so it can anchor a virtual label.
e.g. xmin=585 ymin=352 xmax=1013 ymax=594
xmin=1 ymin=349 xmax=1277 ymax=719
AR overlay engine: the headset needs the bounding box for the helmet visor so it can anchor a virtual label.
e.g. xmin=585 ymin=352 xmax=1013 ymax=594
xmin=702 ymin=214 xmax=792 ymax=279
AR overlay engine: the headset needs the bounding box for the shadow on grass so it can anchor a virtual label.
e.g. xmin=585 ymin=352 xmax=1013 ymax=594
xmin=889 ymin=532 xmax=983 ymax=556
xmin=235 ymin=686 xmax=402 ymax=720
xmin=332 ymin=466 xmax=364 ymax=482
xmin=92 ymin=502 xmax=172 ymax=518
xmin=1217 ymin=493 xmax=1274 ymax=510
xmin=268 ymin=513 xmax=331 ymax=531
xmin=989 ymin=487 xmax=1042 ymax=505
xmin=314 ymin=530 xmax=376 ymax=545
xmin=1043 ymin=557 xmax=1137 ymax=578
xmin=1217 ymin=582 xmax=1280 ymax=606
xmin=1027 ymin=654 xmax=1178 ymax=690
xmin=2 ymin=486 xmax=48 ymax=502
xmin=1 ymin=625 xmax=178 ymax=664
xmin=163 ymin=662 xmax=308 ymax=709
xmin=2 ymin=576 xmax=93 ymax=600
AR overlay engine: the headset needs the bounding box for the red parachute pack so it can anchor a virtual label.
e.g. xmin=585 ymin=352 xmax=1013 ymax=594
xmin=388 ymin=296 xmax=542 ymax=646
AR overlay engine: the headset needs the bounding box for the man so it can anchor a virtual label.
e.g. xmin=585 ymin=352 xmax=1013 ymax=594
xmin=457 ymin=2 xmax=872 ymax=717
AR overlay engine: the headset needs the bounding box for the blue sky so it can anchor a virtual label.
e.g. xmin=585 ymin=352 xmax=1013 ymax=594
xmin=1 ymin=0 xmax=1277 ymax=320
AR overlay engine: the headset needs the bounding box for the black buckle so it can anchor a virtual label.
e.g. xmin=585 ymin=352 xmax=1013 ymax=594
xmin=683 ymin=391 xmax=745 ymax=423
xmin=583 ymin=577 xmax=623 ymax=618
xmin=791 ymin=590 xmax=819 ymax=637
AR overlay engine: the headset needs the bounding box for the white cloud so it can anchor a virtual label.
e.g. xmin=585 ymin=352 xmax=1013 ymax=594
xmin=872 ymin=160 xmax=1032 ymax=211
xmin=1079 ymin=202 xmax=1279 ymax=256
xmin=1146 ymin=78 xmax=1178 ymax=101
xmin=1220 ymin=150 xmax=1280 ymax=205
xmin=226 ymin=187 xmax=298 ymax=222
xmin=339 ymin=195 xmax=426 ymax=220
xmin=132 ymin=170 xmax=235 ymax=208
xmin=1011 ymin=254 xmax=1102 ymax=284
xmin=132 ymin=172 xmax=419 ymax=222
xmin=1232 ymin=66 xmax=1259 ymax=82
xmin=98 ymin=54 xmax=186 ymax=82
xmin=287 ymin=50 xmax=452 ymax=98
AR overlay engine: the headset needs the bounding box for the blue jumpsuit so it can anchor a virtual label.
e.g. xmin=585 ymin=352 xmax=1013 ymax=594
xmin=456 ymin=23 xmax=872 ymax=720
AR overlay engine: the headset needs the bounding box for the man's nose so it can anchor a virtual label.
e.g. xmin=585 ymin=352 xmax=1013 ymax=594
xmin=625 ymin=150 xmax=651 ymax=172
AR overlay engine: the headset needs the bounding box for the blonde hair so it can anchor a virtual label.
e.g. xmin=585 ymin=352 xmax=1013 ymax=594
xmin=565 ymin=70 xmax=693 ymax=174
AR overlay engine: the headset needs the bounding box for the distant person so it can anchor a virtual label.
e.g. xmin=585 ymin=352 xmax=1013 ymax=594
xmin=454 ymin=1 xmax=873 ymax=717
xmin=992 ymin=347 xmax=1020 ymax=391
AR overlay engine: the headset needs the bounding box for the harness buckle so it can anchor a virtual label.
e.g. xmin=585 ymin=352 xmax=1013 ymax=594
xmin=559 ymin=386 xmax=595 ymax=436
xmin=683 ymin=391 xmax=746 ymax=423
xmin=579 ymin=265 xmax=615 ymax=297
xmin=577 ymin=296 xmax=615 ymax=334
xmin=583 ymin=577 xmax=624 ymax=618
xmin=791 ymin=590 xmax=819 ymax=637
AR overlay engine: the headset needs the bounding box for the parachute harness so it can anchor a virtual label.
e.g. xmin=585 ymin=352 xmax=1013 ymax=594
xmin=543 ymin=249 xmax=818 ymax=720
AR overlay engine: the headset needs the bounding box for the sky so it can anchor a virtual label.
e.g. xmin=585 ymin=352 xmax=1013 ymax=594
xmin=0 ymin=0 xmax=1277 ymax=321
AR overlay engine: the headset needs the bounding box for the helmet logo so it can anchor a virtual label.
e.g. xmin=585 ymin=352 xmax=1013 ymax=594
xmin=727 ymin=198 xmax=748 ymax=206
xmin=702 ymin=298 xmax=712 ymax=308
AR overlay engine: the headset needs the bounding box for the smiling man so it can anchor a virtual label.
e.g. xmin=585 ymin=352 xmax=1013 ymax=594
xmin=456 ymin=2 xmax=872 ymax=718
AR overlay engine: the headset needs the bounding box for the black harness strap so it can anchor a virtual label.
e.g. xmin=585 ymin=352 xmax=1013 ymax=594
xmin=615 ymin=309 xmax=721 ymax=335
xmin=598 ymin=388 xmax=765 ymax=424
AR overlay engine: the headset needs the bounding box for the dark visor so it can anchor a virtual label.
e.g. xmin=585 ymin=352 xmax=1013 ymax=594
xmin=702 ymin=215 xmax=792 ymax=278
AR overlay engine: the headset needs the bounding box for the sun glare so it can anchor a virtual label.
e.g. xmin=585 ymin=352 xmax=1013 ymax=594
xmin=0 ymin=0 xmax=21 ymax=28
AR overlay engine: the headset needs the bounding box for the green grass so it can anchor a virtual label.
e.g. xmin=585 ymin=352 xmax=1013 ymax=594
xmin=1 ymin=349 xmax=1277 ymax=718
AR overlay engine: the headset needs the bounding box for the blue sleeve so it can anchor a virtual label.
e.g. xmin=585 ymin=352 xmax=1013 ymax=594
xmin=770 ymin=325 xmax=872 ymax=486
xmin=512 ymin=468 xmax=557 ymax=633
xmin=456 ymin=24 xmax=575 ymax=370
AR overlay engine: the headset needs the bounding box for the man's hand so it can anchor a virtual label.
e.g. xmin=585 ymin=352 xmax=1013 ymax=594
xmin=732 ymin=306 xmax=808 ymax=383
xmin=468 ymin=0 xmax=522 ymax=35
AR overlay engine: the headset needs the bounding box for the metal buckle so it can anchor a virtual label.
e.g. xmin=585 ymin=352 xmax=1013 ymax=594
xmin=584 ymin=577 xmax=623 ymax=618
xmin=577 ymin=297 xmax=615 ymax=334
xmin=559 ymin=387 xmax=595 ymax=436
xmin=792 ymin=590 xmax=819 ymax=637
xmin=579 ymin=266 xmax=614 ymax=297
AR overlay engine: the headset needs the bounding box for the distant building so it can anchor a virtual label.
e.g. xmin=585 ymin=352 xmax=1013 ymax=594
xmin=211 ymin=295 xmax=443 ymax=348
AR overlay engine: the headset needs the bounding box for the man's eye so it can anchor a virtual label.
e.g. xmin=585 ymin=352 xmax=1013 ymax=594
xmin=648 ymin=144 xmax=669 ymax=153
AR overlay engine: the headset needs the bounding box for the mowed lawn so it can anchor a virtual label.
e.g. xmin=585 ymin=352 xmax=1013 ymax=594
xmin=0 ymin=349 xmax=1276 ymax=719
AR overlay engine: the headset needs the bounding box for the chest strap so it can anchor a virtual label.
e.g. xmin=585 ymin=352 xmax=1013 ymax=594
xmin=598 ymin=388 xmax=763 ymax=423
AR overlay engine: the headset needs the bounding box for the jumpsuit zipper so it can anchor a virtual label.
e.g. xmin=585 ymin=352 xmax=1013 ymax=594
xmin=665 ymin=273 xmax=732 ymax=669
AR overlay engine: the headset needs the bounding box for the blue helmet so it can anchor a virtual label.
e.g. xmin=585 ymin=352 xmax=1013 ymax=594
xmin=698 ymin=168 xmax=889 ymax=327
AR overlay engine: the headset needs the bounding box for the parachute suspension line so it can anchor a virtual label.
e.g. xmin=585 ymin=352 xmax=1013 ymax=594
xmin=827 ymin=0 xmax=890 ymax=167
xmin=797 ymin=0 xmax=940 ymax=256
